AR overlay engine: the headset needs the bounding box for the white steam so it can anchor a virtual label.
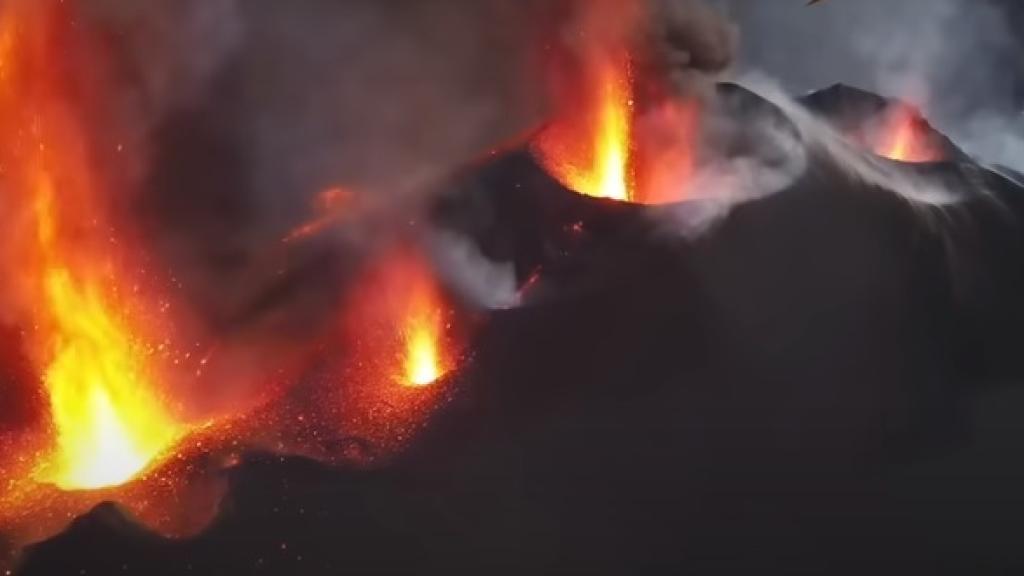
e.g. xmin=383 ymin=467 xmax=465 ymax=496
xmin=428 ymin=230 xmax=521 ymax=311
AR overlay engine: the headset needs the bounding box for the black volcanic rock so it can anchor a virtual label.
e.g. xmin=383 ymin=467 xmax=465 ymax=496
xmin=14 ymin=85 xmax=1024 ymax=575
xmin=17 ymin=503 xmax=172 ymax=575
xmin=0 ymin=536 xmax=14 ymax=574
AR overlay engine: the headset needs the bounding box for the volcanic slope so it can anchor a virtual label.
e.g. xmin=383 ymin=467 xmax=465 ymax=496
xmin=15 ymin=85 xmax=1024 ymax=576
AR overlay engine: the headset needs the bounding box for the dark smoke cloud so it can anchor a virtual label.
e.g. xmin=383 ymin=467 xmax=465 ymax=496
xmin=710 ymin=0 xmax=1024 ymax=170
xmin=645 ymin=0 xmax=737 ymax=89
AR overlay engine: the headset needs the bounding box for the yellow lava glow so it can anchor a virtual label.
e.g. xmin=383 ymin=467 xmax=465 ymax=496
xmin=0 ymin=0 xmax=184 ymax=491
xmin=882 ymin=118 xmax=914 ymax=162
xmin=31 ymin=174 xmax=183 ymax=491
xmin=579 ymin=64 xmax=633 ymax=201
xmin=535 ymin=53 xmax=635 ymax=202
xmin=876 ymin=105 xmax=940 ymax=163
xmin=405 ymin=322 xmax=441 ymax=387
xmin=402 ymin=279 xmax=446 ymax=387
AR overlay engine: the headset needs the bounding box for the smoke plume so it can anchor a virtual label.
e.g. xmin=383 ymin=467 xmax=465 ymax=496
xmin=711 ymin=0 xmax=1024 ymax=170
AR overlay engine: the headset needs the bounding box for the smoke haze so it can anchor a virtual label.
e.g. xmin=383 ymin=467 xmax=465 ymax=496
xmin=712 ymin=0 xmax=1024 ymax=170
xmin=59 ymin=0 xmax=1023 ymax=409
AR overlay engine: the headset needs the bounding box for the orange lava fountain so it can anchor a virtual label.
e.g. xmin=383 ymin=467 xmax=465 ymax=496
xmin=875 ymin=105 xmax=941 ymax=163
xmin=531 ymin=0 xmax=701 ymax=205
xmin=329 ymin=247 xmax=464 ymax=460
xmin=535 ymin=51 xmax=635 ymax=202
xmin=402 ymin=271 xmax=448 ymax=388
xmin=0 ymin=0 xmax=185 ymax=493
xmin=531 ymin=0 xmax=643 ymax=203
xmin=370 ymin=250 xmax=454 ymax=389
xmin=405 ymin=319 xmax=443 ymax=388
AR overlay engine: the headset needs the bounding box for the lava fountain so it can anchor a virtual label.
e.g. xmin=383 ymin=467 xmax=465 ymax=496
xmin=327 ymin=246 xmax=465 ymax=461
xmin=531 ymin=0 xmax=700 ymax=205
xmin=358 ymin=247 xmax=456 ymax=389
xmin=402 ymin=273 xmax=448 ymax=388
xmin=534 ymin=49 xmax=636 ymax=202
xmin=0 ymin=0 xmax=186 ymax=493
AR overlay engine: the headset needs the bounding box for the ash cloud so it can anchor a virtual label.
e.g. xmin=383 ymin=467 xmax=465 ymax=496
xmin=643 ymin=0 xmax=738 ymax=90
xmin=710 ymin=0 xmax=1024 ymax=171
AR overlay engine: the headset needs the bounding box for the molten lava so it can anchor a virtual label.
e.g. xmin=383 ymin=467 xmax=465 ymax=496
xmin=875 ymin=105 xmax=941 ymax=163
xmin=329 ymin=247 xmax=464 ymax=459
xmin=391 ymin=253 xmax=452 ymax=388
xmin=405 ymin=315 xmax=443 ymax=387
xmin=531 ymin=0 xmax=701 ymax=206
xmin=536 ymin=51 xmax=635 ymax=202
xmin=0 ymin=0 xmax=184 ymax=492
xmin=30 ymin=179 xmax=184 ymax=491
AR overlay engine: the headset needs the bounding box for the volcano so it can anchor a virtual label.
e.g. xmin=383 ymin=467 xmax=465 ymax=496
xmin=10 ymin=81 xmax=1024 ymax=576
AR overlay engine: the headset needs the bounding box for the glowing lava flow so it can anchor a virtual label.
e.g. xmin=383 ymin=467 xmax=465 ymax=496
xmin=0 ymin=0 xmax=183 ymax=492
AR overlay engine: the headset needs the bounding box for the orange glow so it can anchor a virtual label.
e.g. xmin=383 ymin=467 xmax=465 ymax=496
xmin=531 ymin=0 xmax=701 ymax=206
xmin=534 ymin=52 xmax=704 ymax=205
xmin=330 ymin=247 xmax=463 ymax=459
xmin=30 ymin=176 xmax=183 ymax=490
xmin=875 ymin=105 xmax=941 ymax=163
xmin=633 ymin=98 xmax=699 ymax=205
xmin=405 ymin=315 xmax=442 ymax=387
xmin=588 ymin=61 xmax=633 ymax=201
xmin=394 ymin=254 xmax=451 ymax=388
xmin=535 ymin=51 xmax=635 ymax=202
xmin=0 ymin=0 xmax=184 ymax=492
xmin=344 ymin=247 xmax=458 ymax=389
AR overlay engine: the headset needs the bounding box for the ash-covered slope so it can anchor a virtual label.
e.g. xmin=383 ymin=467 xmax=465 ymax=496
xmin=15 ymin=85 xmax=1024 ymax=576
